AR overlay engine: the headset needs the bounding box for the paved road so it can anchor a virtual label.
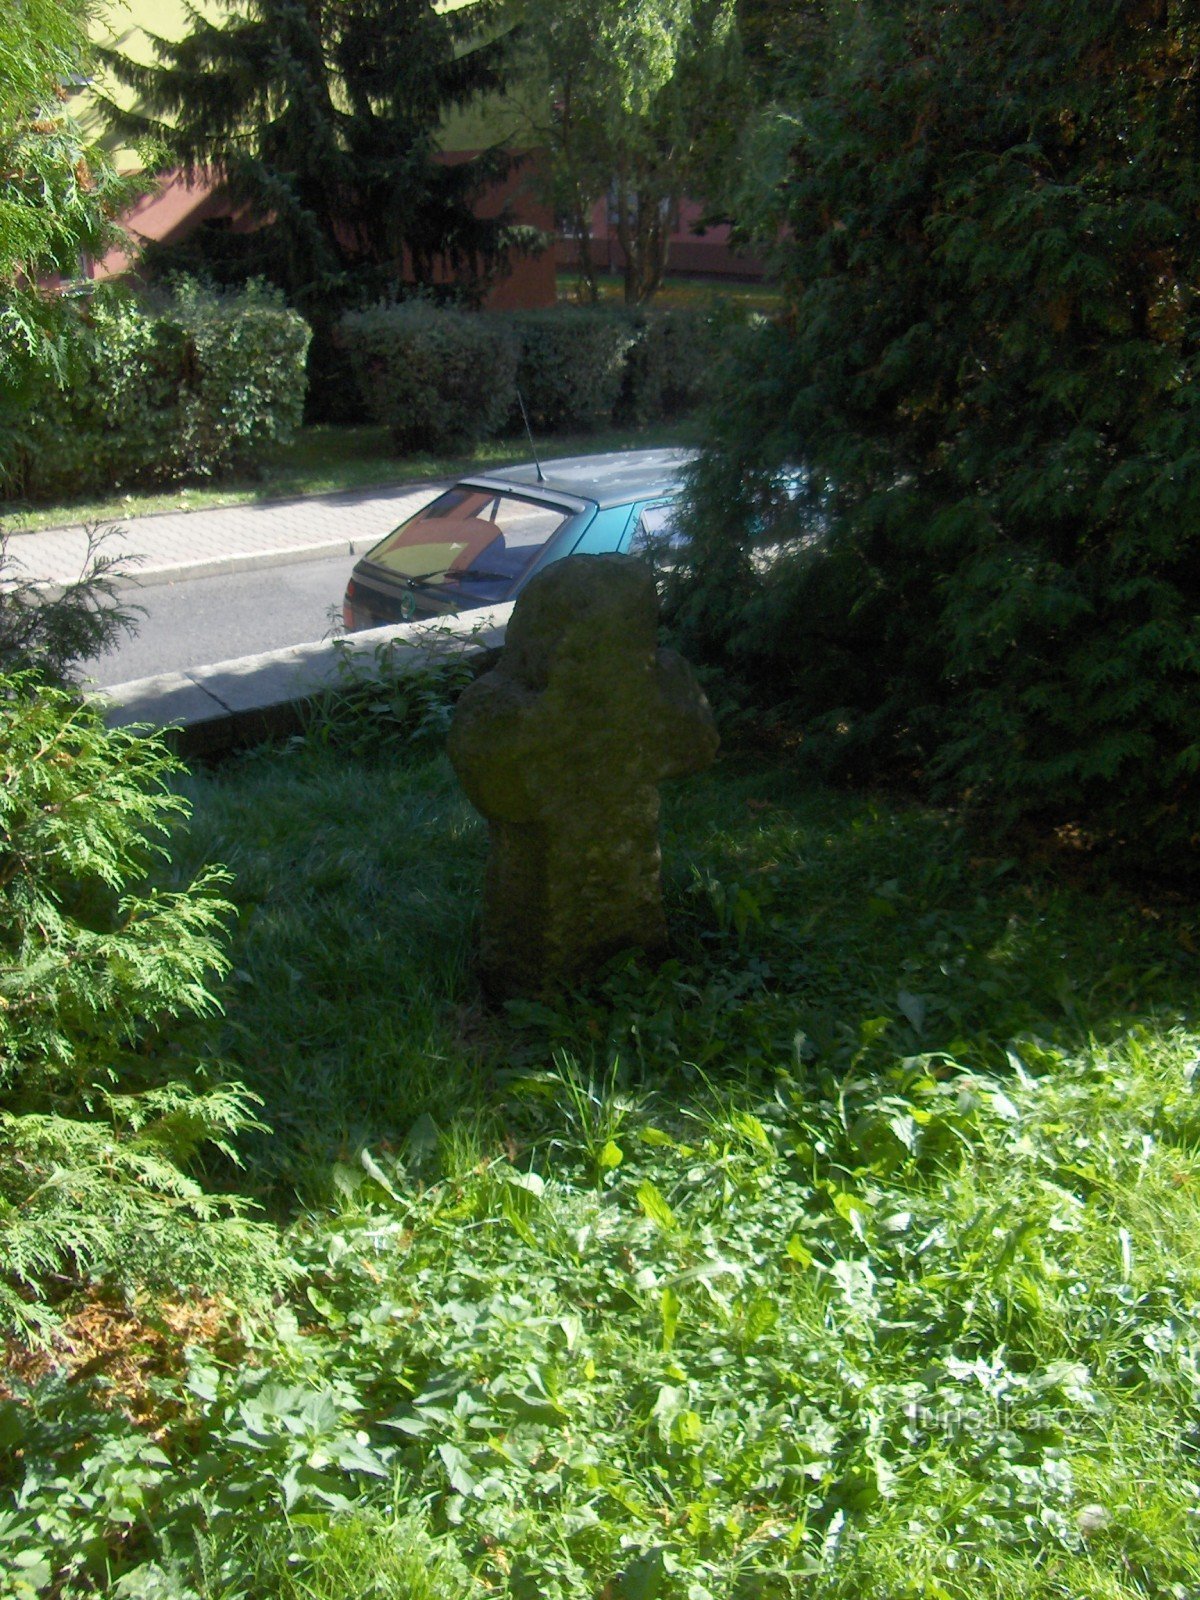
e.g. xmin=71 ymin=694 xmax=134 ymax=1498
xmin=79 ymin=553 xmax=357 ymax=687
xmin=3 ymin=477 xmax=445 ymax=689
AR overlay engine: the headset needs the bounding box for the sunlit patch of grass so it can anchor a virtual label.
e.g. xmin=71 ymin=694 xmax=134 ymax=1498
xmin=248 ymin=1511 xmax=472 ymax=1600
xmin=555 ymin=268 xmax=784 ymax=315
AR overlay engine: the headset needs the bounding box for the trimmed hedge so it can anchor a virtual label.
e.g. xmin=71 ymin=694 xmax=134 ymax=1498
xmin=502 ymin=308 xmax=638 ymax=433
xmin=620 ymin=305 xmax=740 ymax=424
xmin=0 ymin=280 xmax=310 ymax=502
xmin=340 ymin=301 xmax=741 ymax=450
xmin=340 ymin=302 xmax=518 ymax=453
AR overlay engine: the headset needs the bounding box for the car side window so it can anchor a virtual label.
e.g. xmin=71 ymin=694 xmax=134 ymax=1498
xmin=627 ymin=501 xmax=684 ymax=561
xmin=569 ymin=502 xmax=637 ymax=557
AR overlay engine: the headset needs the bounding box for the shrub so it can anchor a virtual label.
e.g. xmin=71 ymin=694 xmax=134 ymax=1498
xmin=0 ymin=297 xmax=175 ymax=498
xmin=337 ymin=302 xmax=726 ymax=449
xmin=0 ymin=279 xmax=310 ymax=501
xmin=301 ymin=632 xmax=486 ymax=760
xmin=621 ymin=304 xmax=744 ymax=424
xmin=0 ymin=674 xmax=286 ymax=1337
xmin=502 ymin=306 xmax=638 ymax=432
xmin=340 ymin=301 xmax=518 ymax=452
xmin=166 ymin=276 xmax=311 ymax=473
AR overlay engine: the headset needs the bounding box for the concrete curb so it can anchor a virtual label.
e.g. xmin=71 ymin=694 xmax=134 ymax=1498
xmin=89 ymin=604 xmax=514 ymax=759
xmin=34 ymin=538 xmax=357 ymax=605
xmin=111 ymin=537 xmax=357 ymax=593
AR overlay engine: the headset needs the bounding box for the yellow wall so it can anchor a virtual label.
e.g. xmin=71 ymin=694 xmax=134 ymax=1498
xmin=87 ymin=0 xmax=526 ymax=155
xmin=97 ymin=0 xmax=219 ymax=58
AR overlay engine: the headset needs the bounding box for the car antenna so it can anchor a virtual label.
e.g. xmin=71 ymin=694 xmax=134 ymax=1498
xmin=515 ymin=388 xmax=546 ymax=483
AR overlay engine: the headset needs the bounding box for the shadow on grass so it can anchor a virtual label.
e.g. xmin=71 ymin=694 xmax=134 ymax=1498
xmin=176 ymin=742 xmax=1195 ymax=1208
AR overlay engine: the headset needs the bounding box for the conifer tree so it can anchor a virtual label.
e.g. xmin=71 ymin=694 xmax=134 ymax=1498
xmin=683 ymin=0 xmax=1200 ymax=865
xmin=100 ymin=0 xmax=522 ymax=316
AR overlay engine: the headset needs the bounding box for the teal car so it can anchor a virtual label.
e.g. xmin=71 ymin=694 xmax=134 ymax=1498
xmin=342 ymin=448 xmax=695 ymax=631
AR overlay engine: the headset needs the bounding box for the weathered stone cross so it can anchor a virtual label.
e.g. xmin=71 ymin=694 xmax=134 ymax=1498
xmin=447 ymin=554 xmax=718 ymax=999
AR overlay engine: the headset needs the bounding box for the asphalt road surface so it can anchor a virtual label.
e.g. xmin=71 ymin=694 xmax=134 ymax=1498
xmin=79 ymin=552 xmax=357 ymax=687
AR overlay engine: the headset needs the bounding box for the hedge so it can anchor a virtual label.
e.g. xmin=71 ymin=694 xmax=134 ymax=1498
xmin=501 ymin=308 xmax=637 ymax=433
xmin=340 ymin=302 xmax=518 ymax=454
xmin=619 ymin=305 xmax=742 ymax=424
xmin=0 ymin=280 xmax=311 ymax=502
xmin=339 ymin=301 xmax=743 ymax=451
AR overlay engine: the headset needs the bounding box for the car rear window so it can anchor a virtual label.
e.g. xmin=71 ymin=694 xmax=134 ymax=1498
xmin=365 ymin=487 xmax=570 ymax=588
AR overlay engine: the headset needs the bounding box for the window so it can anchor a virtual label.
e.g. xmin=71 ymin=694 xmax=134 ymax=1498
xmin=627 ymin=501 xmax=686 ymax=565
xmin=366 ymin=487 xmax=570 ymax=593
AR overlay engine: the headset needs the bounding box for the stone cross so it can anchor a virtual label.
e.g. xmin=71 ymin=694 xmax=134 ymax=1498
xmin=447 ymin=553 xmax=719 ymax=999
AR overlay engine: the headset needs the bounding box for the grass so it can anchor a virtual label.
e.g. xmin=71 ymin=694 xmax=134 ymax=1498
xmin=0 ymin=419 xmax=698 ymax=533
xmin=2 ymin=696 xmax=1199 ymax=1599
xmin=555 ymin=268 xmax=784 ymax=315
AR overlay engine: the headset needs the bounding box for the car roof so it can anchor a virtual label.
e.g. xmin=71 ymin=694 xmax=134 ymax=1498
xmin=466 ymin=448 xmax=698 ymax=510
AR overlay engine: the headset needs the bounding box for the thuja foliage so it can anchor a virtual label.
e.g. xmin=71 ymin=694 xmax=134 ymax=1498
xmin=0 ymin=679 xmax=284 ymax=1337
xmin=679 ymin=0 xmax=1200 ymax=864
xmin=0 ymin=528 xmax=139 ymax=683
xmin=0 ymin=0 xmax=141 ymax=391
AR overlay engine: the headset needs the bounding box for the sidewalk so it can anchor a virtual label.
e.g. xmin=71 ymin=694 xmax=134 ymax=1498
xmin=3 ymin=479 xmax=447 ymax=590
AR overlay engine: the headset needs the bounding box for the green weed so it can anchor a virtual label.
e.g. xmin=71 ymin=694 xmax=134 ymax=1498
xmin=2 ymin=743 xmax=1197 ymax=1598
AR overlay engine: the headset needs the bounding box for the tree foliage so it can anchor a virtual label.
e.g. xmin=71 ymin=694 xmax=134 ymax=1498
xmin=0 ymin=422 xmax=281 ymax=1340
xmin=512 ymin=0 xmax=742 ymax=303
xmin=681 ymin=0 xmax=1200 ymax=863
xmin=99 ymin=0 xmax=527 ymax=320
xmin=0 ymin=676 xmax=285 ymax=1338
xmin=0 ymin=0 xmax=139 ymax=389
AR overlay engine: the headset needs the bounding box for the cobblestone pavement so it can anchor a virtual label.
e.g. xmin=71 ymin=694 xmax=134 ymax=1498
xmin=4 ymin=480 xmax=446 ymax=589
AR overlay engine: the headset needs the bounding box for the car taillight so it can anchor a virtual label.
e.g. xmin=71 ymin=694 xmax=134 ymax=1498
xmin=342 ymin=579 xmax=356 ymax=631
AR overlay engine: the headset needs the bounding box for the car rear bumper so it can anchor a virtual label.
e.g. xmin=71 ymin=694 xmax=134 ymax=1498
xmin=343 ymin=568 xmax=463 ymax=632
